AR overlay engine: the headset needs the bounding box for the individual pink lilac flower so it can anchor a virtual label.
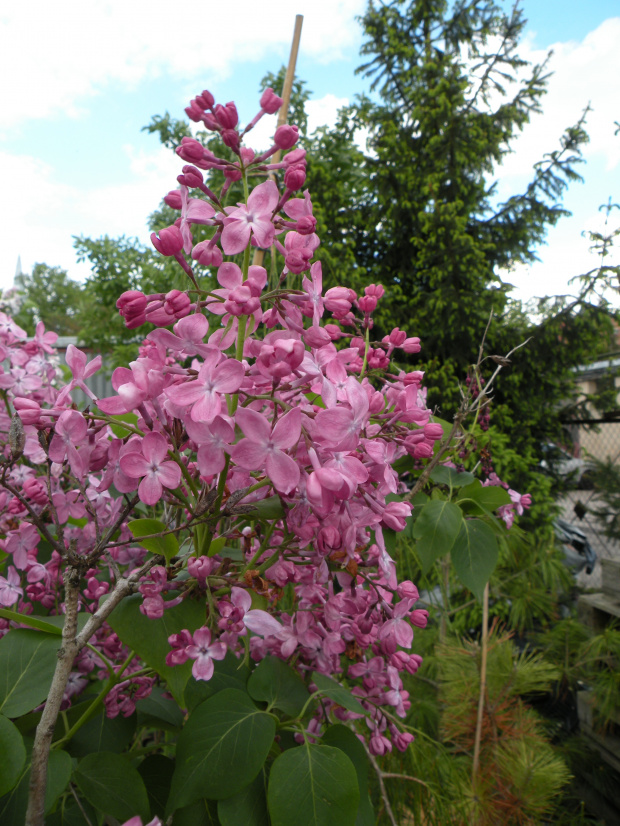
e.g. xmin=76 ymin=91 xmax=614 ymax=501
xmin=147 ymin=313 xmax=212 ymax=358
xmin=0 ymin=566 xmax=23 ymax=606
xmin=186 ymin=627 xmax=227 ymax=681
xmin=378 ymin=598 xmax=417 ymax=650
xmin=230 ymin=587 xmax=283 ymax=637
xmin=185 ymin=415 xmax=235 ymax=476
xmin=120 ymin=817 xmax=163 ymax=826
xmin=231 ymin=407 xmax=301 ymax=495
xmin=119 ymin=432 xmax=182 ymax=506
xmin=48 ymin=410 xmax=88 ymax=475
xmin=165 ymin=350 xmax=244 ymax=424
xmin=55 ymin=345 xmax=102 ymax=406
xmin=51 ymin=490 xmax=86 ymax=524
xmin=33 ymin=321 xmax=58 ymax=354
xmin=221 ymin=180 xmax=279 ymax=254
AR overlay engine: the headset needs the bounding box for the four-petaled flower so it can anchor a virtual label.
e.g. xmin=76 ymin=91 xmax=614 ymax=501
xmin=120 ymin=432 xmax=182 ymax=506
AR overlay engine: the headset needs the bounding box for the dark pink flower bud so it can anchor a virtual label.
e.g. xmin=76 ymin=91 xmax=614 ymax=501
xmin=284 ymin=163 xmax=306 ymax=191
xmin=221 ymin=128 xmax=240 ymax=150
xmin=296 ymin=215 xmax=316 ymax=235
xmin=200 ymin=89 xmax=215 ymax=108
xmin=240 ymin=147 xmax=255 ymax=164
xmin=215 ymin=102 xmax=238 ymax=129
xmin=117 ymin=290 xmax=148 ymax=328
xmin=423 ymin=423 xmax=444 ymax=441
xmin=357 ymin=295 xmax=378 ymax=314
xmin=188 ymin=555 xmax=218 ymax=583
xmin=192 ymin=241 xmax=223 ymax=267
xmin=397 ymin=581 xmax=419 ymax=601
xmin=177 ymin=165 xmax=203 ymax=188
xmin=303 ymin=325 xmax=331 ymax=349
xmin=14 ymin=397 xmax=41 ymax=426
xmin=365 ymin=283 xmax=385 ymax=299
xmin=402 ymin=337 xmax=421 ymax=353
xmin=185 ymin=100 xmax=204 ymax=122
xmin=283 ymin=148 xmax=306 ymax=165
xmin=403 ymin=371 xmax=424 ymax=385
xmin=324 ymin=324 xmax=342 ymax=340
xmin=413 ymin=442 xmax=433 ymax=459
xmin=224 ymin=166 xmax=243 ymax=182
xmin=164 ymin=289 xmax=191 ymax=318
xmin=23 ymin=477 xmax=48 ymax=505
xmin=393 ymin=731 xmax=415 ymax=752
xmin=260 ymin=87 xmax=283 ymax=114
xmin=274 ymin=124 xmax=299 ymax=150
xmin=410 ymin=609 xmax=428 ymax=628
xmin=176 ymin=137 xmax=206 ymax=166
xmin=164 ymin=189 xmax=182 ymax=209
xmin=325 ymin=287 xmax=355 ymax=315
xmin=151 ymin=225 xmax=184 ymax=257
xmin=384 ymin=328 xmax=406 ymax=347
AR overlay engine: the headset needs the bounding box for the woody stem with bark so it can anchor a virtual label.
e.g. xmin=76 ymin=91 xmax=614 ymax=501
xmin=24 ymin=555 xmax=159 ymax=826
xmin=25 ymin=566 xmax=80 ymax=826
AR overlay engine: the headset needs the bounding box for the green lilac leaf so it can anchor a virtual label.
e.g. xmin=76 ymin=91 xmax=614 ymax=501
xmin=167 ymin=688 xmax=275 ymax=812
xmin=430 ymin=466 xmax=475 ymax=489
xmin=73 ymin=751 xmax=150 ymax=822
xmin=218 ymin=770 xmax=269 ymax=826
xmin=128 ymin=518 xmax=179 ymax=562
xmin=138 ymin=754 xmax=175 ymax=819
xmin=268 ymin=743 xmax=359 ymax=826
xmin=247 ymin=656 xmax=311 ymax=717
xmin=457 ymin=479 xmax=512 ymax=514
xmin=412 ymin=500 xmax=464 ymax=573
xmin=0 ymin=746 xmax=71 ymax=821
xmin=451 ymin=518 xmax=499 ymax=601
xmin=0 ymin=629 xmax=62 ymax=717
xmin=310 ymin=672 xmax=366 ymax=715
xmin=0 ymin=715 xmax=26 ymax=797
xmin=322 ymin=725 xmax=375 ymax=826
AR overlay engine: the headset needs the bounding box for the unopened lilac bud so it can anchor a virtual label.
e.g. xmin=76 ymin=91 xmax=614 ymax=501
xmin=402 ymin=337 xmax=421 ymax=353
xmin=221 ymin=129 xmax=240 ymax=150
xmin=413 ymin=442 xmax=433 ymax=459
xmin=215 ymin=102 xmax=238 ymax=129
xmin=14 ymin=398 xmax=42 ymax=426
xmin=423 ymin=423 xmax=444 ymax=441
xmin=296 ymin=215 xmax=316 ymax=235
xmin=151 ymin=225 xmax=184 ymax=257
xmin=164 ymin=289 xmax=191 ymax=318
xmin=240 ymin=147 xmax=255 ymax=165
xmin=176 ymin=137 xmax=206 ymax=164
xmin=224 ymin=166 xmax=243 ymax=182
xmin=284 ymin=163 xmax=306 ymax=191
xmin=274 ymin=124 xmax=299 ymax=150
xmin=178 ymin=165 xmax=203 ymax=188
xmin=117 ymin=290 xmax=148 ymax=328
xmin=283 ymin=148 xmax=306 ymax=165
xmin=192 ymin=241 xmax=223 ymax=267
xmin=164 ymin=189 xmax=182 ymax=210
xmin=365 ymin=283 xmax=385 ymax=299
xmin=357 ymin=295 xmax=378 ymax=314
xmin=303 ymin=325 xmax=331 ymax=349
xmin=260 ymin=87 xmax=283 ymax=114
xmin=185 ymin=100 xmax=204 ymax=123
xmin=196 ymin=90 xmax=215 ymax=109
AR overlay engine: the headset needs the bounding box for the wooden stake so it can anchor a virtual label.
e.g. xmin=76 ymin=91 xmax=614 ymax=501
xmin=252 ymin=14 xmax=303 ymax=268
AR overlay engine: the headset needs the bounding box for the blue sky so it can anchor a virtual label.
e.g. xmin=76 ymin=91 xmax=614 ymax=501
xmin=1 ymin=0 xmax=618 ymax=305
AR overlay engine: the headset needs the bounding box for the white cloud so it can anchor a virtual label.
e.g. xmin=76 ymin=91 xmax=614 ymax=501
xmin=0 ymin=144 xmax=180 ymax=290
xmin=495 ymin=18 xmax=620 ymax=188
xmin=0 ymin=0 xmax=366 ymax=130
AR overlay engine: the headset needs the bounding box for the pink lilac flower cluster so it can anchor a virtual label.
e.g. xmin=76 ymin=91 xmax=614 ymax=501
xmin=0 ymin=87 xmax=525 ymax=756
